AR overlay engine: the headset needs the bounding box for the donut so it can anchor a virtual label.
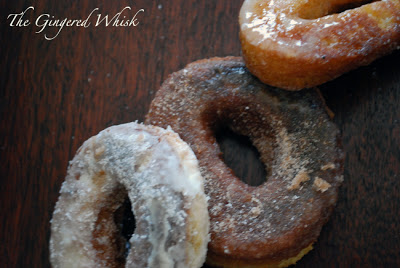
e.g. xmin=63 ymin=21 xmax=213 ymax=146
xmin=145 ymin=57 xmax=344 ymax=267
xmin=49 ymin=122 xmax=209 ymax=267
xmin=239 ymin=0 xmax=400 ymax=90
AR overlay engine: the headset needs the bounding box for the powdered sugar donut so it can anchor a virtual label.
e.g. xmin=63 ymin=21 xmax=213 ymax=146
xmin=49 ymin=122 xmax=209 ymax=268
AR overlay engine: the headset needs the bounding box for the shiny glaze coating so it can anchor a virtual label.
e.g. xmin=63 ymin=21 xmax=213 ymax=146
xmin=146 ymin=57 xmax=344 ymax=267
xmin=240 ymin=0 xmax=400 ymax=90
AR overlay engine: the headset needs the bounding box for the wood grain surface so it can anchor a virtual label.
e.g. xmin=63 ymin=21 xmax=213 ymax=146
xmin=1 ymin=0 xmax=399 ymax=267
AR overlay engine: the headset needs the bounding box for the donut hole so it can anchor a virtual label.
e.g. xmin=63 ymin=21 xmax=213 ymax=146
xmin=114 ymin=196 xmax=136 ymax=259
xmin=298 ymin=0 xmax=376 ymax=19
xmin=331 ymin=0 xmax=376 ymax=14
xmin=215 ymin=126 xmax=268 ymax=187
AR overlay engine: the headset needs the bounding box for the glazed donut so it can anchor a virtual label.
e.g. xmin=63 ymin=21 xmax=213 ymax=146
xmin=50 ymin=122 xmax=209 ymax=268
xmin=239 ymin=0 xmax=400 ymax=90
xmin=145 ymin=57 xmax=344 ymax=267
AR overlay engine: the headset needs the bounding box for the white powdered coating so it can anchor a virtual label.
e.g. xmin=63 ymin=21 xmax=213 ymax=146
xmin=50 ymin=122 xmax=209 ymax=268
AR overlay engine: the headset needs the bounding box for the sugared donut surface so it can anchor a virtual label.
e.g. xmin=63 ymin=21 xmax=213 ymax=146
xmin=239 ymin=0 xmax=400 ymax=90
xmin=50 ymin=122 xmax=209 ymax=268
xmin=145 ymin=57 xmax=344 ymax=267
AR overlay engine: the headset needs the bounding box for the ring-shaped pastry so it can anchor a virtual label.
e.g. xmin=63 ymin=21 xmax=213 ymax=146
xmin=146 ymin=57 xmax=344 ymax=267
xmin=50 ymin=122 xmax=209 ymax=268
xmin=240 ymin=0 xmax=400 ymax=90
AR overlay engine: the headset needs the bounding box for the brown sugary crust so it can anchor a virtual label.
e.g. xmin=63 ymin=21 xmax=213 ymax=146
xmin=239 ymin=0 xmax=400 ymax=90
xmin=145 ymin=57 xmax=344 ymax=267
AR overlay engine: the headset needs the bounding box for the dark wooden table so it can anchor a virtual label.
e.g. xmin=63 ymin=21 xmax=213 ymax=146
xmin=1 ymin=1 xmax=399 ymax=267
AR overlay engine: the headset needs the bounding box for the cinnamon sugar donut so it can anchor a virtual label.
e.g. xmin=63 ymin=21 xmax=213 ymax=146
xmin=50 ymin=122 xmax=209 ymax=268
xmin=239 ymin=0 xmax=400 ymax=90
xmin=145 ymin=57 xmax=344 ymax=267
